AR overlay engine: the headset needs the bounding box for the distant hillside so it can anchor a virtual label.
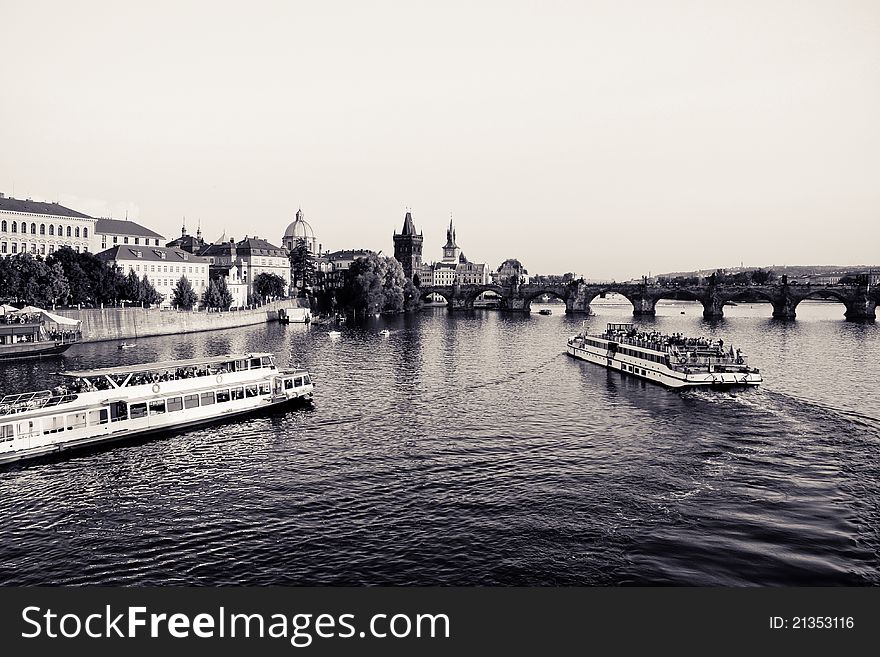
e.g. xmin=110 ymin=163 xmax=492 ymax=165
xmin=657 ymin=264 xmax=880 ymax=279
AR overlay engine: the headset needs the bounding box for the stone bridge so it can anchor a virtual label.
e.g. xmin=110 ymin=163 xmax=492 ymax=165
xmin=417 ymin=281 xmax=878 ymax=320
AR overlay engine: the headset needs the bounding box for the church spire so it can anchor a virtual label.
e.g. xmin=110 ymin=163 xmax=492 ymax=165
xmin=182 ymin=216 xmax=187 ymax=237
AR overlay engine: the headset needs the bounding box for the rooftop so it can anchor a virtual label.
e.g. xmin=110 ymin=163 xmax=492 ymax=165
xmin=0 ymin=196 xmax=93 ymax=219
xmin=95 ymin=217 xmax=165 ymax=239
xmin=96 ymin=245 xmax=209 ymax=263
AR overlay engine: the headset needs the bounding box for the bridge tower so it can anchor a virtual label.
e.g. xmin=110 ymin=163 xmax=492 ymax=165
xmin=393 ymin=210 xmax=423 ymax=281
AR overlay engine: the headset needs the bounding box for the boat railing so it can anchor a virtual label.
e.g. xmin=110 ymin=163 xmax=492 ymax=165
xmin=0 ymin=390 xmax=79 ymax=416
xmin=669 ymin=354 xmax=749 ymax=368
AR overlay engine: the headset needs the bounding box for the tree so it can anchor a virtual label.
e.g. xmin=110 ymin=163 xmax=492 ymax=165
xmin=751 ymin=268 xmax=776 ymax=285
xmin=339 ymin=254 xmax=411 ymax=314
xmin=140 ymin=274 xmax=164 ymax=306
xmin=412 ymin=272 xmax=421 ymax=288
xmin=121 ymin=269 xmax=143 ymax=303
xmin=171 ymin=275 xmax=199 ymax=309
xmin=289 ymin=237 xmax=315 ymax=295
xmin=202 ymin=277 xmax=234 ymax=309
xmin=47 ymin=247 xmax=122 ymax=305
xmin=253 ymin=272 xmax=287 ymax=300
xmin=0 ymin=253 xmax=69 ymax=306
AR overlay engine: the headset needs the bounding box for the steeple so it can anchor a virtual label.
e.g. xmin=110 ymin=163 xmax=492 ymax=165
xmin=196 ymin=219 xmax=201 ymax=240
xmin=444 ymin=214 xmax=457 ymax=248
xmin=400 ymin=210 xmax=418 ymax=236
xmin=181 ymin=216 xmax=187 ymax=237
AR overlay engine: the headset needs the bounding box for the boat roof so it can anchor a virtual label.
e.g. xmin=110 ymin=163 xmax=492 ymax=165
xmin=59 ymin=352 xmax=276 ymax=378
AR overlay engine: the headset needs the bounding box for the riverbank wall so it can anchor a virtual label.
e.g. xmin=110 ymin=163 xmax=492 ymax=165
xmin=54 ymin=299 xmax=305 ymax=343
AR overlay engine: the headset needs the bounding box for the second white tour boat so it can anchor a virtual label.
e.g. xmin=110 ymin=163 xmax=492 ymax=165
xmin=0 ymin=353 xmax=314 ymax=465
xmin=567 ymin=322 xmax=762 ymax=389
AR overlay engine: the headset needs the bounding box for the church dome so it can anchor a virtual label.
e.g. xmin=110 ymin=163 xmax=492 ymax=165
xmin=283 ymin=208 xmax=317 ymax=253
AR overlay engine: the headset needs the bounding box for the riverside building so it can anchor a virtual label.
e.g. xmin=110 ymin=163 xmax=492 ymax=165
xmin=97 ymin=245 xmax=210 ymax=308
xmin=94 ymin=217 xmax=165 ymax=252
xmin=0 ymin=193 xmax=96 ymax=257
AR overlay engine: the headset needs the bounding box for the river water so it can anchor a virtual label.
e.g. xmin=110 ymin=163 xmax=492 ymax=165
xmin=0 ymin=299 xmax=878 ymax=585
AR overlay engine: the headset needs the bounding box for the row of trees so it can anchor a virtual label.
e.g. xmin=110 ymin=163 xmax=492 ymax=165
xmin=0 ymin=248 xmax=291 ymax=310
xmin=335 ymin=253 xmax=420 ymax=314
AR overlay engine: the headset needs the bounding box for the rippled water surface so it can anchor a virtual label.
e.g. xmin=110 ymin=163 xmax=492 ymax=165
xmin=0 ymin=299 xmax=878 ymax=585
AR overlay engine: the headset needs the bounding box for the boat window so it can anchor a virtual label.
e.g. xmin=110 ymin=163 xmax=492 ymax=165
xmin=130 ymin=403 xmax=147 ymax=419
xmin=43 ymin=415 xmax=64 ymax=434
xmin=231 ymin=387 xmax=244 ymax=400
xmin=250 ymin=357 xmax=262 ymax=369
xmin=285 ymin=379 xmax=294 ymax=390
xmin=110 ymin=401 xmax=128 ymax=422
xmin=259 ymin=384 xmax=270 ymax=394
xmin=88 ymin=408 xmax=109 ymax=425
xmin=66 ymin=413 xmax=87 ymax=430
xmin=245 ymin=385 xmax=258 ymax=398
xmin=293 ymin=377 xmax=302 ymax=388
xmin=149 ymin=400 xmax=166 ymax=415
xmin=303 ymin=375 xmax=311 ymax=385
xmin=236 ymin=360 xmax=247 ymax=371
xmin=200 ymin=391 xmax=215 ymax=406
xmin=184 ymin=394 xmax=200 ymax=409
xmin=0 ymin=424 xmax=13 ymax=441
xmin=18 ymin=420 xmax=38 ymax=437
xmin=167 ymin=397 xmax=183 ymax=412
xmin=261 ymin=357 xmax=272 ymax=368
xmin=216 ymin=389 xmax=230 ymax=403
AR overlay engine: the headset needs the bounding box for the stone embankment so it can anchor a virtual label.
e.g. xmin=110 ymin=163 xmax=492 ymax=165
xmin=55 ymin=299 xmax=305 ymax=343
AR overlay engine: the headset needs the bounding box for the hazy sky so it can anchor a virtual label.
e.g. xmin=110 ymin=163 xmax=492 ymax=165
xmin=1 ymin=0 xmax=878 ymax=279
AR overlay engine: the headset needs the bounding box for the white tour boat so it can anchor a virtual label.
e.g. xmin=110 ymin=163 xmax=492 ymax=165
xmin=0 ymin=353 xmax=314 ymax=465
xmin=567 ymin=323 xmax=762 ymax=389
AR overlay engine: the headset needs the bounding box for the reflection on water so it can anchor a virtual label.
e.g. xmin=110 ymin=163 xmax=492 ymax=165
xmin=0 ymin=300 xmax=878 ymax=585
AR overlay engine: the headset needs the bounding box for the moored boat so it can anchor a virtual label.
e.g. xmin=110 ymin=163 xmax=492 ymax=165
xmin=567 ymin=322 xmax=762 ymax=389
xmin=0 ymin=352 xmax=314 ymax=465
xmin=0 ymin=306 xmax=82 ymax=361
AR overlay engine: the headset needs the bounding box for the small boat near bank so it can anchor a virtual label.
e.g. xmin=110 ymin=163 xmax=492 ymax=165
xmin=0 ymin=352 xmax=314 ymax=465
xmin=118 ymin=342 xmax=136 ymax=350
xmin=538 ymin=309 xmax=552 ymax=315
xmin=567 ymin=322 xmax=762 ymax=389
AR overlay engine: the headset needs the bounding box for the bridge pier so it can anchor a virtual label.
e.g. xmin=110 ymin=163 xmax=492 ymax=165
xmin=771 ymin=296 xmax=797 ymax=320
xmin=702 ymin=296 xmax=725 ymax=319
xmin=844 ymin=296 xmax=877 ymax=321
xmin=631 ymin=296 xmax=657 ymax=317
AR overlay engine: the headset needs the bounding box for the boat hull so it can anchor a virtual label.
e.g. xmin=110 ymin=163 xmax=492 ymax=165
xmin=0 ymin=341 xmax=75 ymax=361
xmin=567 ymin=342 xmax=762 ymax=389
xmin=0 ymin=392 xmax=312 ymax=466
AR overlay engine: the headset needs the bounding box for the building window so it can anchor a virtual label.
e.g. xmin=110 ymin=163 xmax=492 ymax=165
xmin=75 ymin=227 xmax=80 ymax=238
xmin=40 ymin=244 xmax=45 ymax=255
xmin=1 ymin=220 xmax=5 ymax=232
xmin=11 ymin=222 xmax=17 ymax=233
xmin=40 ymin=224 xmax=45 ymax=235
xmin=154 ymin=239 xmax=159 ymax=246
xmin=11 ymin=243 xmax=17 ymax=253
xmin=49 ymin=224 xmax=54 ymax=236
xmin=135 ymin=237 xmax=140 ymax=245
xmin=66 ymin=226 xmax=71 ymax=237
xmin=31 ymin=223 xmax=37 ymax=235
xmin=1 ymin=242 xmax=5 ymax=254
xmin=113 ymin=236 xmax=118 ymax=244
xmin=124 ymin=236 xmax=129 ymax=244
xmin=49 ymin=245 xmax=54 ymax=254
xmin=75 ymin=246 xmax=80 ymax=253
xmin=83 ymin=228 xmax=88 ymax=238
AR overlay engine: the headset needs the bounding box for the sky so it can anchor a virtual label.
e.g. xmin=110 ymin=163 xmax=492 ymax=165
xmin=1 ymin=0 xmax=878 ymax=280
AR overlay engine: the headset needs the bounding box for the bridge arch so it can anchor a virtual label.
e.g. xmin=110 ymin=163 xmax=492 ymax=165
xmin=520 ymin=288 xmax=570 ymax=312
xmin=418 ymin=288 xmax=453 ymax=306
xmin=462 ymin=284 xmax=506 ymax=306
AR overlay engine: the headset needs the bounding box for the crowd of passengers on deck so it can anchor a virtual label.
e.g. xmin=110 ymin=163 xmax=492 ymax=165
xmin=58 ymin=363 xmax=239 ymax=394
xmin=605 ymin=327 xmax=730 ymax=352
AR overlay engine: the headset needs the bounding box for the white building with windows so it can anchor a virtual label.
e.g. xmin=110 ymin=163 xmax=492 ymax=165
xmin=200 ymin=236 xmax=290 ymax=297
xmin=0 ymin=193 xmax=96 ymax=257
xmin=97 ymin=245 xmax=210 ymax=308
xmin=94 ymin=217 xmax=165 ymax=252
